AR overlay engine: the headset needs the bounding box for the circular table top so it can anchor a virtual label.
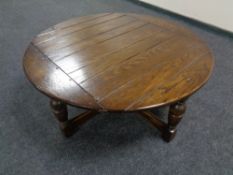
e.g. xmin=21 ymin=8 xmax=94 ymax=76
xmin=23 ymin=13 xmax=214 ymax=111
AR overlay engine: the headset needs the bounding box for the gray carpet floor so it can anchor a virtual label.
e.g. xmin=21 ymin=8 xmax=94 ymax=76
xmin=0 ymin=0 xmax=233 ymax=174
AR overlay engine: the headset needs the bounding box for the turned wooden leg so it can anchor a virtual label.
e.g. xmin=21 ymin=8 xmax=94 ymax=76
xmin=162 ymin=101 xmax=186 ymax=142
xmin=50 ymin=99 xmax=98 ymax=137
xmin=50 ymin=99 xmax=74 ymax=137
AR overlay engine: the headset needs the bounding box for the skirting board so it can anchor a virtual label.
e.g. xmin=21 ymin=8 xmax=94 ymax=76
xmin=127 ymin=0 xmax=233 ymax=38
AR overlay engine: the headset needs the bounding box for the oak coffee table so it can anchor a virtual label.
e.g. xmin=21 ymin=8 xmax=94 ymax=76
xmin=23 ymin=13 xmax=214 ymax=142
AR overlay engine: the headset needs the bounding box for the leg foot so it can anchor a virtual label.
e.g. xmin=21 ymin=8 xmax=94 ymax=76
xmin=162 ymin=101 xmax=186 ymax=142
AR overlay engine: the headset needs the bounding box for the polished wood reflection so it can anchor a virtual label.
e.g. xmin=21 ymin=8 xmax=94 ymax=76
xmin=23 ymin=13 xmax=214 ymax=111
xmin=23 ymin=13 xmax=214 ymax=142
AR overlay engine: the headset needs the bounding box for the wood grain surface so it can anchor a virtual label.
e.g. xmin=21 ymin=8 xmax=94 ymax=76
xmin=23 ymin=13 xmax=214 ymax=111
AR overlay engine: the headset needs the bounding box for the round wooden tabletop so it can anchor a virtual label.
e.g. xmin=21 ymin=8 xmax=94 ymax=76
xmin=23 ymin=13 xmax=214 ymax=111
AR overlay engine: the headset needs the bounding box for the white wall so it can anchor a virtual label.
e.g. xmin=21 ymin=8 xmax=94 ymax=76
xmin=140 ymin=0 xmax=233 ymax=32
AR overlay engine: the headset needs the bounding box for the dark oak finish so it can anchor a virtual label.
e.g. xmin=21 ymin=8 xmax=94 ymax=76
xmin=23 ymin=13 xmax=214 ymax=142
xmin=162 ymin=100 xmax=186 ymax=141
xmin=50 ymin=99 xmax=98 ymax=137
